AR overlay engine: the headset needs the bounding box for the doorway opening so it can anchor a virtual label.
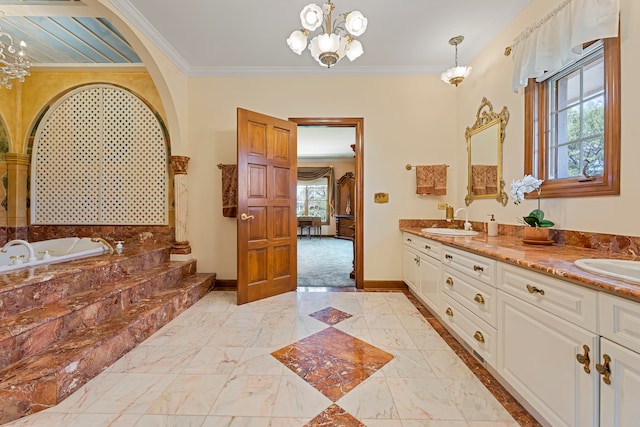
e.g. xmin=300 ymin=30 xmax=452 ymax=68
xmin=290 ymin=117 xmax=364 ymax=289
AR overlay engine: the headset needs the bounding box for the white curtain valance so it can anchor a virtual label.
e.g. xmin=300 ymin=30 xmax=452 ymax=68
xmin=510 ymin=0 xmax=619 ymax=92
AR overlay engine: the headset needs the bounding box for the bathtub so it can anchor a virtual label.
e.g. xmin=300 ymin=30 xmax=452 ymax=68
xmin=0 ymin=237 xmax=110 ymax=272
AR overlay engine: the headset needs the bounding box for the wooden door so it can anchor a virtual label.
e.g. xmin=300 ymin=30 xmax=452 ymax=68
xmin=236 ymin=108 xmax=298 ymax=305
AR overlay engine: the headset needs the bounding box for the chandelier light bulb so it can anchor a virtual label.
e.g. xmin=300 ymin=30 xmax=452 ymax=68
xmin=287 ymin=1 xmax=367 ymax=68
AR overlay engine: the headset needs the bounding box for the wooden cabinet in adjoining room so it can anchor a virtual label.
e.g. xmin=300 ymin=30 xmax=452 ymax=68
xmin=335 ymin=172 xmax=355 ymax=239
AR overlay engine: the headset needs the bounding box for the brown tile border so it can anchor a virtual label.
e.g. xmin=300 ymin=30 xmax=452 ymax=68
xmin=402 ymin=290 xmax=542 ymax=427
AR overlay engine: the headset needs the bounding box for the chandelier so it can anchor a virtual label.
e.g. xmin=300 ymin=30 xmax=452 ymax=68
xmin=441 ymin=35 xmax=471 ymax=87
xmin=286 ymin=1 xmax=368 ymax=68
xmin=0 ymin=15 xmax=30 ymax=89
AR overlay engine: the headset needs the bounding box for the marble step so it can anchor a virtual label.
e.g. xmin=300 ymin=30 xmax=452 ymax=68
xmin=0 ymin=272 xmax=215 ymax=425
xmin=0 ymin=260 xmax=197 ymax=370
xmin=0 ymin=245 xmax=171 ymax=320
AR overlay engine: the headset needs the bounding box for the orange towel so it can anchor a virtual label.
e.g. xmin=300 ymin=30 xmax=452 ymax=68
xmin=416 ymin=165 xmax=447 ymax=196
xmin=485 ymin=165 xmax=498 ymax=194
xmin=472 ymin=165 xmax=487 ymax=195
xmin=221 ymin=164 xmax=238 ymax=218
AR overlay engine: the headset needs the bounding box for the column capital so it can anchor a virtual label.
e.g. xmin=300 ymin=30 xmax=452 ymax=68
xmin=5 ymin=153 xmax=31 ymax=166
xmin=171 ymin=156 xmax=190 ymax=175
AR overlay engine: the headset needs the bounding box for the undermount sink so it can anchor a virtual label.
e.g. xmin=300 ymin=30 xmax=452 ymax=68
xmin=574 ymin=258 xmax=640 ymax=284
xmin=421 ymin=228 xmax=479 ymax=237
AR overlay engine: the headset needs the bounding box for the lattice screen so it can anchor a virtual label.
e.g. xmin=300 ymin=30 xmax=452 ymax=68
xmin=32 ymin=85 xmax=168 ymax=225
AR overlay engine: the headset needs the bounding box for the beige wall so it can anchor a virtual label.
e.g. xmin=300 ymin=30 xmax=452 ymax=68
xmin=186 ymin=77 xmax=459 ymax=279
xmin=458 ymin=0 xmax=640 ymax=236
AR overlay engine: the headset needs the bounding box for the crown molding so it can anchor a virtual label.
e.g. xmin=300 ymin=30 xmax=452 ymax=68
xmin=186 ymin=65 xmax=445 ymax=78
xmin=108 ymin=0 xmax=190 ymax=75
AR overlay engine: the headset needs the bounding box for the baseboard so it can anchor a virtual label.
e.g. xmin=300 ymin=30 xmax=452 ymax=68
xmin=363 ymin=280 xmax=407 ymax=290
xmin=213 ymin=279 xmax=407 ymax=291
xmin=212 ymin=279 xmax=237 ymax=290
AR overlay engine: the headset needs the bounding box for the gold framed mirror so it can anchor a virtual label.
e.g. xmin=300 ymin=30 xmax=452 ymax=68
xmin=465 ymin=97 xmax=509 ymax=206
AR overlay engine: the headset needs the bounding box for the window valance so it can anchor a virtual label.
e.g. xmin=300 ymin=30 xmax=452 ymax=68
xmin=297 ymin=166 xmax=336 ymax=215
xmin=509 ymin=0 xmax=619 ymax=92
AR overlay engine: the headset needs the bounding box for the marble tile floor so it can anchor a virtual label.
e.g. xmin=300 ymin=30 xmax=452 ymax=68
xmin=4 ymin=289 xmax=540 ymax=427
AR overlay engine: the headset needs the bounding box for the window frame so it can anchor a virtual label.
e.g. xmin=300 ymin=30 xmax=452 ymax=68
xmin=524 ymin=37 xmax=620 ymax=199
xmin=296 ymin=177 xmax=330 ymax=225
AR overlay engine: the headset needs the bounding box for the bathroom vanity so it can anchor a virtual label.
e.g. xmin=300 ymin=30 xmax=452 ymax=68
xmin=401 ymin=225 xmax=640 ymax=427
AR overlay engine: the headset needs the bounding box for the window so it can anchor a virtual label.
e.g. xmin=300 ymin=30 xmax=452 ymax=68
xmin=525 ymin=37 xmax=620 ymax=198
xmin=297 ymin=177 xmax=329 ymax=223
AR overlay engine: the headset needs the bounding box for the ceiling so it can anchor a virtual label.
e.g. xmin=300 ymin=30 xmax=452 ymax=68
xmin=0 ymin=0 xmax=529 ymax=158
xmin=0 ymin=0 xmax=530 ymax=76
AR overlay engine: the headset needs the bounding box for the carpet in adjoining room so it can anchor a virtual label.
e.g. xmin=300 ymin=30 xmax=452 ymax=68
xmin=297 ymin=237 xmax=354 ymax=287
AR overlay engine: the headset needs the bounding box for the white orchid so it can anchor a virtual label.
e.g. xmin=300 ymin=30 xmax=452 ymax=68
xmin=509 ymin=175 xmax=543 ymax=205
xmin=510 ymin=175 xmax=554 ymax=228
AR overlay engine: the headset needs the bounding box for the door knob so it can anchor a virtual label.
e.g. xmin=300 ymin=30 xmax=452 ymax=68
xmin=240 ymin=213 xmax=255 ymax=221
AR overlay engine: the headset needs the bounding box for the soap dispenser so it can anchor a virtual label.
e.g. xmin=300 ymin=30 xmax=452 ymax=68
xmin=487 ymin=214 xmax=498 ymax=237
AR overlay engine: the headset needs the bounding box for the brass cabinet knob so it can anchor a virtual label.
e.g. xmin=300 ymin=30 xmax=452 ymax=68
xmin=446 ymin=277 xmax=454 ymax=286
xmin=576 ymin=344 xmax=591 ymax=374
xmin=596 ymin=354 xmax=612 ymax=385
xmin=526 ymin=284 xmax=545 ymax=295
xmin=474 ymin=293 xmax=485 ymax=304
xmin=445 ymin=307 xmax=454 ymax=317
xmin=474 ymin=331 xmax=485 ymax=343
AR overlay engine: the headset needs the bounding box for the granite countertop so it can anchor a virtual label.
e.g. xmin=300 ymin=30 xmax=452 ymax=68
xmin=400 ymin=223 xmax=640 ymax=302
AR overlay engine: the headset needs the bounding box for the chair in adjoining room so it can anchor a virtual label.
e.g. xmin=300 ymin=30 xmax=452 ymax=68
xmin=297 ymin=218 xmax=313 ymax=238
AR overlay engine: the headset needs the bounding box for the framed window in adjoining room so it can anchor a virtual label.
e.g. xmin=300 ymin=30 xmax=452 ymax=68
xmin=525 ymin=37 xmax=620 ymax=198
xmin=296 ymin=177 xmax=329 ymax=224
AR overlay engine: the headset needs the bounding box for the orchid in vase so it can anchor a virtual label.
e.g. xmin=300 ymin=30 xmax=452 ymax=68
xmin=509 ymin=175 xmax=554 ymax=228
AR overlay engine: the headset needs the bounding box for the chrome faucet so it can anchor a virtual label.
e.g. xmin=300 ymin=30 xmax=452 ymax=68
xmin=455 ymin=208 xmax=473 ymax=231
xmin=1 ymin=239 xmax=37 ymax=262
xmin=91 ymin=237 xmax=115 ymax=255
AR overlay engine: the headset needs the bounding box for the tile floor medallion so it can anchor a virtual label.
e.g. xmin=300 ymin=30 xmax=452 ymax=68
xmin=308 ymin=306 xmax=353 ymax=325
xmin=272 ymin=307 xmax=394 ymax=423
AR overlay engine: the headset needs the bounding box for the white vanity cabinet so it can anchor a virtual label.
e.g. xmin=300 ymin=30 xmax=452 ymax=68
xmin=402 ymin=240 xmax=419 ymax=292
xmin=402 ymin=232 xmax=442 ymax=312
xmin=598 ymin=293 xmax=640 ymax=426
xmin=497 ymin=262 xmax=599 ymax=427
xmin=441 ymin=246 xmax=497 ymax=366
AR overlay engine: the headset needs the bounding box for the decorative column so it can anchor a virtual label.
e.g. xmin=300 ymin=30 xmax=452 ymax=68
xmin=171 ymin=155 xmax=191 ymax=256
xmin=5 ymin=153 xmax=30 ymax=229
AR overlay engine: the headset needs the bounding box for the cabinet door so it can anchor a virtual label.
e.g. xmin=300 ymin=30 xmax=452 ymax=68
xmin=599 ymin=338 xmax=640 ymax=427
xmin=403 ymin=245 xmax=419 ymax=292
xmin=497 ymin=291 xmax=599 ymax=427
xmin=419 ymin=253 xmax=441 ymax=312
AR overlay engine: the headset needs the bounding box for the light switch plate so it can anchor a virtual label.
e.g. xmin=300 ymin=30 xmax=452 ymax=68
xmin=374 ymin=192 xmax=389 ymax=203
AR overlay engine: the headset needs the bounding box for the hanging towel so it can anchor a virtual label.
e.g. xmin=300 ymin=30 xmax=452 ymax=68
xmin=416 ymin=165 xmax=448 ymax=195
xmin=433 ymin=164 xmax=448 ymax=196
xmin=221 ymin=164 xmax=238 ymax=218
xmin=485 ymin=165 xmax=498 ymax=194
xmin=471 ymin=165 xmax=487 ymax=195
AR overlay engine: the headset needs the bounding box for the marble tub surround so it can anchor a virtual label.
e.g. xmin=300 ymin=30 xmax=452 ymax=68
xmin=27 ymin=225 xmax=175 ymax=246
xmin=401 ymin=219 xmax=640 ymax=301
xmin=0 ymin=241 xmax=215 ymax=424
xmin=3 ymin=290 xmax=526 ymax=427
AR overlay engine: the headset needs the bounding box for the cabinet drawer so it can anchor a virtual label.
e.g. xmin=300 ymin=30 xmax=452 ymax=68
xmin=443 ymin=267 xmax=497 ymax=327
xmin=441 ymin=293 xmax=497 ymax=366
xmin=497 ymin=262 xmax=597 ymax=333
xmin=442 ymin=246 xmax=495 ymax=286
xmin=403 ymin=232 xmax=441 ymax=259
xmin=600 ymin=292 xmax=640 ymax=354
